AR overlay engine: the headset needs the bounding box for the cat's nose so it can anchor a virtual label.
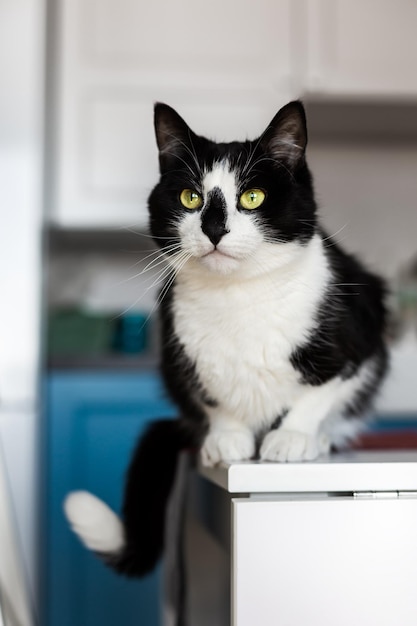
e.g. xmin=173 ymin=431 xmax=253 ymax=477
xmin=202 ymin=221 xmax=229 ymax=246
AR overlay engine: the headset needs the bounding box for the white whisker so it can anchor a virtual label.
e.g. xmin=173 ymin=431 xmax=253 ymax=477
xmin=321 ymin=224 xmax=348 ymax=243
xmin=114 ymin=245 xmax=183 ymax=287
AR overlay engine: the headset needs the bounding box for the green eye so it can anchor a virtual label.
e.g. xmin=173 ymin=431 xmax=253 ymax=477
xmin=180 ymin=189 xmax=203 ymax=210
xmin=239 ymin=188 xmax=266 ymax=210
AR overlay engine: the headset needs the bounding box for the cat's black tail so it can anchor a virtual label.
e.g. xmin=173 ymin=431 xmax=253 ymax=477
xmin=64 ymin=418 xmax=196 ymax=577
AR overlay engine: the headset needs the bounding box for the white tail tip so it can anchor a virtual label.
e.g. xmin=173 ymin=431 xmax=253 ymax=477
xmin=64 ymin=491 xmax=125 ymax=554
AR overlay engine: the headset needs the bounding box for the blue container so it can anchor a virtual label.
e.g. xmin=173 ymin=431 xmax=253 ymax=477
xmin=113 ymin=312 xmax=149 ymax=354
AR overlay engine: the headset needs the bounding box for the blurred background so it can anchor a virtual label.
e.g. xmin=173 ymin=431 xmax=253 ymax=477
xmin=1 ymin=0 xmax=417 ymax=624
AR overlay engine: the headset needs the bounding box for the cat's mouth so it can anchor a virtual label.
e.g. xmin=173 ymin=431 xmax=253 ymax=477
xmin=201 ymin=248 xmax=236 ymax=260
xmin=199 ymin=247 xmax=242 ymax=274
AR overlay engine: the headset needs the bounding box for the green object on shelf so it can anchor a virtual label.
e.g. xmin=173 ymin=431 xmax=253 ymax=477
xmin=48 ymin=309 xmax=114 ymax=356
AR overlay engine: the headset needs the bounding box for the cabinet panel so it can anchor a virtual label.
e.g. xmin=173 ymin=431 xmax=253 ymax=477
xmin=306 ymin=0 xmax=417 ymax=96
xmin=82 ymin=96 xmax=157 ymax=200
xmin=233 ymin=497 xmax=417 ymax=626
xmin=43 ymin=371 xmax=177 ymax=626
xmin=83 ymin=0 xmax=292 ymax=75
xmin=51 ymin=0 xmax=296 ymax=227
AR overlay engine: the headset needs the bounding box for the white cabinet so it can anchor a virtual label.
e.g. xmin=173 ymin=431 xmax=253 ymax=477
xmin=305 ymin=0 xmax=417 ymax=97
xmin=190 ymin=454 xmax=417 ymax=626
xmin=50 ymin=0 xmax=296 ymax=228
xmin=49 ymin=0 xmax=417 ymax=228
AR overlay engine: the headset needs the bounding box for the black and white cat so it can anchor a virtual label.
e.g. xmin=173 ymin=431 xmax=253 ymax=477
xmin=65 ymin=101 xmax=388 ymax=576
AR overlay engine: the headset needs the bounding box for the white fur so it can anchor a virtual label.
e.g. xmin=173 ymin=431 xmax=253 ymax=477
xmin=170 ymin=162 xmax=376 ymax=464
xmin=260 ymin=429 xmax=329 ymax=462
xmin=259 ymin=359 xmax=377 ymax=462
xmin=64 ymin=491 xmax=124 ymax=553
xmin=200 ymin=419 xmax=256 ymax=466
xmin=174 ymin=234 xmax=331 ymax=431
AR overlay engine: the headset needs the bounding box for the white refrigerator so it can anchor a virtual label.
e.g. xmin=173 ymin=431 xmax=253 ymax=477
xmin=0 ymin=0 xmax=45 ymax=619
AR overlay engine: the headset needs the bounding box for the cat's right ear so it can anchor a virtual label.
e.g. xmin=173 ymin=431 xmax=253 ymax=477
xmin=154 ymin=103 xmax=195 ymax=171
xmin=260 ymin=101 xmax=307 ymax=170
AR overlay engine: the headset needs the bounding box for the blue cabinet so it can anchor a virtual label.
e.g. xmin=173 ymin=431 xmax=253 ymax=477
xmin=42 ymin=370 xmax=176 ymax=626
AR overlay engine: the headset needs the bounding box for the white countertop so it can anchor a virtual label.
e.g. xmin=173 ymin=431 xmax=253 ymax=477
xmin=199 ymin=450 xmax=417 ymax=494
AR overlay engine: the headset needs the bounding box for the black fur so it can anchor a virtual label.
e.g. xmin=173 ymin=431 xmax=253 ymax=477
xmin=103 ymin=419 xmax=194 ymax=577
xmin=291 ymin=234 xmax=388 ymax=393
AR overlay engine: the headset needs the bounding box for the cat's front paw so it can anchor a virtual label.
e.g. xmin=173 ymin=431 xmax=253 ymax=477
xmin=201 ymin=428 xmax=256 ymax=467
xmin=260 ymin=428 xmax=329 ymax=463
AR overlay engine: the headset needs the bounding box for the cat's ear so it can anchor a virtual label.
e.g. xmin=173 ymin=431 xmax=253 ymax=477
xmin=154 ymin=103 xmax=195 ymax=170
xmin=260 ymin=101 xmax=307 ymax=169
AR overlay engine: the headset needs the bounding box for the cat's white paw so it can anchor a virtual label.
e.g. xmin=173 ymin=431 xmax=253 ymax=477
xmin=201 ymin=429 xmax=256 ymax=467
xmin=260 ymin=428 xmax=329 ymax=463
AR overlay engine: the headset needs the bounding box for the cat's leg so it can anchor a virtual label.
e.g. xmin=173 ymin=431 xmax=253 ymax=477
xmin=260 ymin=380 xmax=343 ymax=462
xmin=201 ymin=413 xmax=256 ymax=467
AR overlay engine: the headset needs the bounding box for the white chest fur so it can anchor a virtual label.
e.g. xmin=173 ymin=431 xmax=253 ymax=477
xmin=172 ymin=236 xmax=331 ymax=429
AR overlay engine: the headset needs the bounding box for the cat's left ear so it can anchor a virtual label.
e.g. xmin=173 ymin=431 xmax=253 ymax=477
xmin=154 ymin=103 xmax=196 ymax=171
xmin=261 ymin=101 xmax=307 ymax=169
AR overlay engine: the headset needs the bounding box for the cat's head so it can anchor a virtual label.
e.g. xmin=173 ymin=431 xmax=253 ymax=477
xmin=148 ymin=101 xmax=317 ymax=277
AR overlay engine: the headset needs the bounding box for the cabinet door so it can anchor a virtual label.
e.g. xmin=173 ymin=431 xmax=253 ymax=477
xmin=305 ymin=0 xmax=417 ymax=96
xmin=43 ymin=371 xmax=177 ymax=626
xmin=51 ymin=0 xmax=297 ymax=228
xmin=233 ymin=496 xmax=417 ymax=626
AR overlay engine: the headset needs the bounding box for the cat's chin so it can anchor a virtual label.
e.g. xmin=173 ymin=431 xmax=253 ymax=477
xmin=199 ymin=249 xmax=241 ymax=274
